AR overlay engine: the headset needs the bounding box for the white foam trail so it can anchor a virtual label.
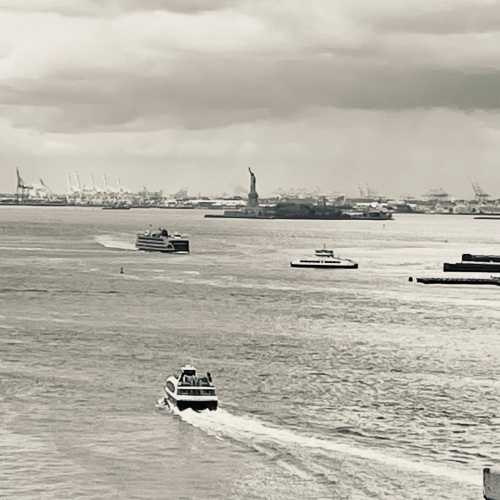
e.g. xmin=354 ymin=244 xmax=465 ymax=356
xmin=175 ymin=408 xmax=481 ymax=486
xmin=0 ymin=246 xmax=48 ymax=251
xmin=94 ymin=235 xmax=136 ymax=251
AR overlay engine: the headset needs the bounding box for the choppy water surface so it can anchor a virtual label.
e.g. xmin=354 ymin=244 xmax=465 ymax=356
xmin=0 ymin=207 xmax=499 ymax=499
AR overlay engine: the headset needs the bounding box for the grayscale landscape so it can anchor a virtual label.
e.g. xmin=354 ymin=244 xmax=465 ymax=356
xmin=0 ymin=2 xmax=499 ymax=499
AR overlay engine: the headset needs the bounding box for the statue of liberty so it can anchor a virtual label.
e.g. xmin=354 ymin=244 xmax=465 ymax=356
xmin=247 ymin=167 xmax=259 ymax=208
xmin=248 ymin=167 xmax=256 ymax=194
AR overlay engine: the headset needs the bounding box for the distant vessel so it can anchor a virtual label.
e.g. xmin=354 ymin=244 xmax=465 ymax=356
xmin=461 ymin=253 xmax=500 ymax=263
xmin=102 ymin=202 xmax=131 ymax=210
xmin=160 ymin=365 xmax=218 ymax=412
xmin=291 ymin=248 xmax=358 ymax=269
xmin=443 ymin=262 xmax=500 ymax=273
xmin=410 ymin=276 xmax=500 ymax=286
xmin=136 ymin=227 xmax=190 ymax=253
xmin=344 ymin=208 xmax=393 ymax=220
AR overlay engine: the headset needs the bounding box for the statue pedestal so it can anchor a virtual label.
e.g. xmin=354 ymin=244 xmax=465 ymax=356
xmin=247 ymin=192 xmax=259 ymax=209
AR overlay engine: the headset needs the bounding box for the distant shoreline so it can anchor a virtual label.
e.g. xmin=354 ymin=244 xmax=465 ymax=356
xmin=2 ymin=203 xmax=500 ymax=217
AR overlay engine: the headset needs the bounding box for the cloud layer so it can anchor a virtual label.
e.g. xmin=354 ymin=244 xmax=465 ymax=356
xmin=0 ymin=0 xmax=498 ymax=197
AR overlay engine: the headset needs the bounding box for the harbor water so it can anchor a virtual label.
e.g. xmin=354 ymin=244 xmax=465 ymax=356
xmin=1 ymin=207 xmax=499 ymax=499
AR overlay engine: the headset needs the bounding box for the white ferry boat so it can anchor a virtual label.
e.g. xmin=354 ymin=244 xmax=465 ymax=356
xmin=136 ymin=227 xmax=190 ymax=253
xmin=291 ymin=248 xmax=358 ymax=269
xmin=160 ymin=365 xmax=218 ymax=412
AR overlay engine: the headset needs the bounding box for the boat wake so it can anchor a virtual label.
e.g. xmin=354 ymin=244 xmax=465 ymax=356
xmin=155 ymin=398 xmax=169 ymax=410
xmin=94 ymin=235 xmax=137 ymax=251
xmin=173 ymin=408 xmax=481 ymax=487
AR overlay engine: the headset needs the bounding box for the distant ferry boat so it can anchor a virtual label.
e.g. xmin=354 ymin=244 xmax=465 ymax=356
xmin=291 ymin=248 xmax=358 ymax=269
xmin=136 ymin=227 xmax=190 ymax=253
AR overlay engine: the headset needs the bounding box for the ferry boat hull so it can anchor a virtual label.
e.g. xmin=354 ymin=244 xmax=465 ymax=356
xmin=291 ymin=260 xmax=358 ymax=269
xmin=165 ymin=398 xmax=218 ymax=412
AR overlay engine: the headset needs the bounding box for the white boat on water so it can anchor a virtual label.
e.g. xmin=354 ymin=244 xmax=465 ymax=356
xmin=159 ymin=365 xmax=218 ymax=412
xmin=291 ymin=247 xmax=358 ymax=269
xmin=136 ymin=227 xmax=190 ymax=253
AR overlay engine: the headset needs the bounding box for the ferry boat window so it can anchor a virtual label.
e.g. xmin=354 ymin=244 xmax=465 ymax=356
xmin=166 ymin=381 xmax=175 ymax=392
xmin=177 ymin=388 xmax=216 ymax=396
xmin=178 ymin=389 xmax=198 ymax=395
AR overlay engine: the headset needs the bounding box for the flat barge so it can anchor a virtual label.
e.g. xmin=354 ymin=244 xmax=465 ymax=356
xmin=443 ymin=262 xmax=500 ymax=272
xmin=410 ymin=277 xmax=500 ymax=286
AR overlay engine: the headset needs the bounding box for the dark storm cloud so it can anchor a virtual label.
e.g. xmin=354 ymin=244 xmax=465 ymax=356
xmin=2 ymin=52 xmax=500 ymax=134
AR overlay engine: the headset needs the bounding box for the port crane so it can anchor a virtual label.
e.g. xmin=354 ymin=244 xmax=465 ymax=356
xmin=423 ymin=188 xmax=449 ymax=201
xmin=471 ymin=182 xmax=490 ymax=203
xmin=365 ymin=184 xmax=377 ymax=198
xmin=358 ymin=183 xmax=377 ymax=199
xmin=39 ymin=178 xmax=56 ymax=201
xmin=15 ymin=168 xmax=31 ymax=203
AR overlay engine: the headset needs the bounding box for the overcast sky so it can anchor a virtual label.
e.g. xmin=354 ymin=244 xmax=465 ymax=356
xmin=0 ymin=0 xmax=499 ymax=198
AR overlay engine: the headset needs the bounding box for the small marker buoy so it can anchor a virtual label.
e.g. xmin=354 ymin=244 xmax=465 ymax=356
xmin=119 ymin=267 xmax=124 ymax=274
xmin=408 ymin=277 xmax=413 ymax=282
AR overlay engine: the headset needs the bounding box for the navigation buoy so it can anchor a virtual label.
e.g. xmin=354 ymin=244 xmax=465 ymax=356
xmin=119 ymin=267 xmax=124 ymax=274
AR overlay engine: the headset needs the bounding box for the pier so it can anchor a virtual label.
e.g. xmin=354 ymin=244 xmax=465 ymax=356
xmin=484 ymin=468 xmax=500 ymax=500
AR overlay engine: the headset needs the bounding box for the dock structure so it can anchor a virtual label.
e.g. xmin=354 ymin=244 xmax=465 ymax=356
xmin=409 ymin=277 xmax=500 ymax=286
xmin=484 ymin=468 xmax=500 ymax=500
